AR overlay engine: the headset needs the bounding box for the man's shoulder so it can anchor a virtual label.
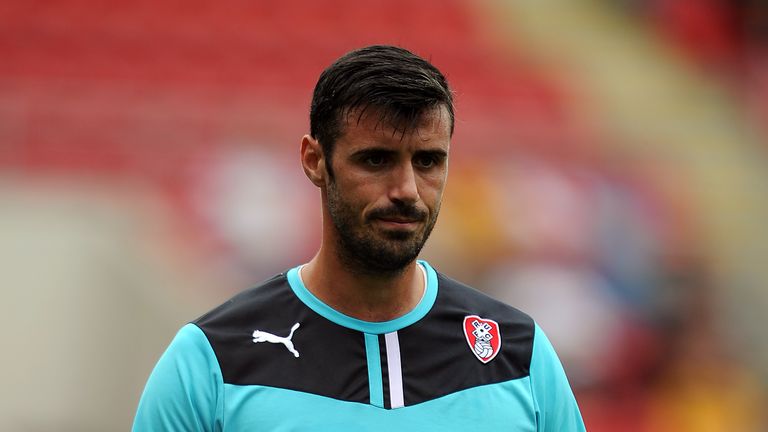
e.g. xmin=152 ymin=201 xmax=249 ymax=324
xmin=434 ymin=271 xmax=534 ymax=328
xmin=193 ymin=271 xmax=295 ymax=329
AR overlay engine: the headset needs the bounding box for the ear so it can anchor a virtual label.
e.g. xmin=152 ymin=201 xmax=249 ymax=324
xmin=300 ymin=134 xmax=326 ymax=187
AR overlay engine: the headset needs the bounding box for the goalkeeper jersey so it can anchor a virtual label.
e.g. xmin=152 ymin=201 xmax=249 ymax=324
xmin=133 ymin=261 xmax=585 ymax=431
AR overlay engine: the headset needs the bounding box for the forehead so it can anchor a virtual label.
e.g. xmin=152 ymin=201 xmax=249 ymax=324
xmin=337 ymin=105 xmax=452 ymax=151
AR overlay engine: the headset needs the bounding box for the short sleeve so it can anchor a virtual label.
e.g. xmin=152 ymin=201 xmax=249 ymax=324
xmin=132 ymin=324 xmax=224 ymax=432
xmin=529 ymin=323 xmax=586 ymax=432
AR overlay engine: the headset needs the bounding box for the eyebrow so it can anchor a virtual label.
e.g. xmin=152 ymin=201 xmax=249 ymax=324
xmin=349 ymin=147 xmax=398 ymax=159
xmin=414 ymin=149 xmax=448 ymax=159
xmin=349 ymin=147 xmax=448 ymax=160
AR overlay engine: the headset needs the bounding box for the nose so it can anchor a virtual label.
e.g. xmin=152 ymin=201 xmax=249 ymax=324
xmin=388 ymin=162 xmax=419 ymax=204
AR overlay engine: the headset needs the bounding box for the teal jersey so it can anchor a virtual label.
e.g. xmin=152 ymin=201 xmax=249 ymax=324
xmin=133 ymin=261 xmax=585 ymax=431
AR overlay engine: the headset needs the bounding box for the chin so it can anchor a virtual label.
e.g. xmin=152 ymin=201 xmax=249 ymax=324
xmin=380 ymin=229 xmax=417 ymax=241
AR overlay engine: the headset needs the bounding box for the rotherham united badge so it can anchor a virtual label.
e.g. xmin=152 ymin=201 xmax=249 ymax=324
xmin=463 ymin=315 xmax=502 ymax=364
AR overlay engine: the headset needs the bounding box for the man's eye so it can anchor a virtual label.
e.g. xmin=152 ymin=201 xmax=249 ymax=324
xmin=365 ymin=155 xmax=386 ymax=166
xmin=415 ymin=155 xmax=436 ymax=168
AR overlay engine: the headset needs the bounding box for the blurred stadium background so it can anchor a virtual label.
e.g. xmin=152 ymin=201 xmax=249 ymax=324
xmin=1 ymin=0 xmax=767 ymax=430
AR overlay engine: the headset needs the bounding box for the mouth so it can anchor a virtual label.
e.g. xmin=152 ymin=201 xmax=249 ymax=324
xmin=374 ymin=217 xmax=422 ymax=231
xmin=368 ymin=205 xmax=428 ymax=233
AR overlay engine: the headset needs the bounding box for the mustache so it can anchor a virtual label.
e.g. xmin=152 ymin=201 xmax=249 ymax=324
xmin=367 ymin=203 xmax=427 ymax=222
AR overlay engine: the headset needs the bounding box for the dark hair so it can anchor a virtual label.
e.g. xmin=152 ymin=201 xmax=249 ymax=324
xmin=310 ymin=45 xmax=454 ymax=178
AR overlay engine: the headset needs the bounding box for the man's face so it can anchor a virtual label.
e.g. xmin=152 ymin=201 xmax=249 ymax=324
xmin=324 ymin=106 xmax=451 ymax=275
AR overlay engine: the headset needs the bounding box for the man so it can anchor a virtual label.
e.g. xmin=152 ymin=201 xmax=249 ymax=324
xmin=133 ymin=45 xmax=586 ymax=431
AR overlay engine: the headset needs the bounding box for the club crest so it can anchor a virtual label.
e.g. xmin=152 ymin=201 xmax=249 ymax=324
xmin=463 ymin=315 xmax=501 ymax=364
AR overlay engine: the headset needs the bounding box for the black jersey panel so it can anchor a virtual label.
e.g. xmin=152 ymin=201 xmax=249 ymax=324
xmin=378 ymin=334 xmax=392 ymax=409
xmin=194 ymin=274 xmax=370 ymax=404
xmin=192 ymin=270 xmax=535 ymax=407
xmin=398 ymin=273 xmax=535 ymax=405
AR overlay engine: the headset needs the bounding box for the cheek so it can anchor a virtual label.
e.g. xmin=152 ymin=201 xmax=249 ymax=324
xmin=419 ymin=175 xmax=447 ymax=204
xmin=339 ymin=179 xmax=383 ymax=214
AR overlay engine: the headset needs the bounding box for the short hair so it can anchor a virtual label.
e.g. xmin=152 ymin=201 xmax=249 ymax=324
xmin=309 ymin=45 xmax=454 ymax=178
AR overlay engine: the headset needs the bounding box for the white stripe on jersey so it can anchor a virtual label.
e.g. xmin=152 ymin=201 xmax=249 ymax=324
xmin=385 ymin=331 xmax=404 ymax=408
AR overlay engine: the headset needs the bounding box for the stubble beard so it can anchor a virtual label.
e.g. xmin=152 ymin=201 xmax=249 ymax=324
xmin=326 ymin=181 xmax=439 ymax=277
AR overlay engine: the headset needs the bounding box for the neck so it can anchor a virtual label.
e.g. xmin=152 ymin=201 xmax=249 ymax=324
xmin=300 ymin=246 xmax=425 ymax=322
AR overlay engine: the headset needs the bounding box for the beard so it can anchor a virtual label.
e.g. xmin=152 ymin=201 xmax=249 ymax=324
xmin=326 ymin=181 xmax=439 ymax=276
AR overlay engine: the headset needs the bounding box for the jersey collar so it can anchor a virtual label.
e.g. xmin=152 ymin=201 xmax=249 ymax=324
xmin=286 ymin=260 xmax=438 ymax=334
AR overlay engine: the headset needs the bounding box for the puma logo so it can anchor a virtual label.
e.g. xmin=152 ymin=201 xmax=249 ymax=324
xmin=252 ymin=323 xmax=301 ymax=358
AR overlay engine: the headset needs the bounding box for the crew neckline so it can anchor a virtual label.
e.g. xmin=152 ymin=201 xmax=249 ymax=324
xmin=286 ymin=260 xmax=438 ymax=334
